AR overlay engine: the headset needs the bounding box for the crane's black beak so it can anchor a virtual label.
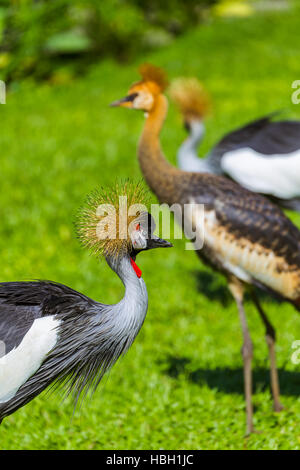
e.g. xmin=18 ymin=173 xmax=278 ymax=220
xmin=147 ymin=236 xmax=172 ymax=250
xmin=110 ymin=93 xmax=138 ymax=108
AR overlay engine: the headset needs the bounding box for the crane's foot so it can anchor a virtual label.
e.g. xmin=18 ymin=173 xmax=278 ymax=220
xmin=274 ymin=402 xmax=285 ymax=413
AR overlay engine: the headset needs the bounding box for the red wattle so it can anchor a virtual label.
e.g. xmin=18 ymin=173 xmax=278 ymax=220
xmin=130 ymin=258 xmax=142 ymax=278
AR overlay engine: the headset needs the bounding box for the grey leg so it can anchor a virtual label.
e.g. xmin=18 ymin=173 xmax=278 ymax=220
xmin=228 ymin=277 xmax=255 ymax=435
xmin=251 ymin=291 xmax=284 ymax=412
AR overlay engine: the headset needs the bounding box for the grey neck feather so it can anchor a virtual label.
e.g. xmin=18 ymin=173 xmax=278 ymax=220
xmin=106 ymin=255 xmax=148 ymax=336
xmin=177 ymin=120 xmax=214 ymax=173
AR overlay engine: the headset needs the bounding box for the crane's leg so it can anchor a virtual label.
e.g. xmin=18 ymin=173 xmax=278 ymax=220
xmin=228 ymin=277 xmax=254 ymax=435
xmin=250 ymin=290 xmax=284 ymax=412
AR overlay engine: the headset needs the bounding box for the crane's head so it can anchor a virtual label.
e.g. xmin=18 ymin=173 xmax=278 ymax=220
xmin=169 ymin=77 xmax=211 ymax=131
xmin=110 ymin=64 xmax=168 ymax=112
xmin=76 ymin=180 xmax=172 ymax=264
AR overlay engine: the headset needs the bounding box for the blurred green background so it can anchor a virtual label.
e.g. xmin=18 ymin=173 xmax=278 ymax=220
xmin=0 ymin=0 xmax=217 ymax=82
xmin=0 ymin=0 xmax=300 ymax=450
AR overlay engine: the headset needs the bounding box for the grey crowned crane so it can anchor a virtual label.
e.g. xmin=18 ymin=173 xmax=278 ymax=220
xmin=111 ymin=64 xmax=300 ymax=434
xmin=170 ymin=78 xmax=300 ymax=212
xmin=0 ymin=181 xmax=172 ymax=423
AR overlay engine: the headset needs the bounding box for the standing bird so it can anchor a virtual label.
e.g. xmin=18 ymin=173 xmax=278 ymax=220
xmin=0 ymin=181 xmax=172 ymax=423
xmin=111 ymin=65 xmax=300 ymax=434
xmin=170 ymin=77 xmax=300 ymax=212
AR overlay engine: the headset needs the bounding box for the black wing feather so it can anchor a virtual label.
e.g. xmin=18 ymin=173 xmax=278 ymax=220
xmin=211 ymin=114 xmax=300 ymax=158
xmin=0 ymin=281 xmax=95 ymax=354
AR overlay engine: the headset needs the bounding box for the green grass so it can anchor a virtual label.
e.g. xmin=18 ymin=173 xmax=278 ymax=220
xmin=1 ymin=2 xmax=300 ymax=450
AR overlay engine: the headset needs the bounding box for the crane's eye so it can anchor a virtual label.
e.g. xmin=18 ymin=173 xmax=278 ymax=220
xmin=125 ymin=92 xmax=139 ymax=102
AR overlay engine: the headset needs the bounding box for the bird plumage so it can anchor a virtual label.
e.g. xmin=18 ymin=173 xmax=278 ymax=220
xmin=212 ymin=116 xmax=300 ymax=156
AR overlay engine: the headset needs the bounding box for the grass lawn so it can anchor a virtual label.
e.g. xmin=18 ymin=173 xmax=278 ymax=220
xmin=0 ymin=1 xmax=300 ymax=450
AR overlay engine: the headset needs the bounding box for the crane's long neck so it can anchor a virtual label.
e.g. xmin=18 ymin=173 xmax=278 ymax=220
xmin=107 ymin=256 xmax=148 ymax=336
xmin=177 ymin=121 xmax=212 ymax=173
xmin=138 ymin=94 xmax=182 ymax=204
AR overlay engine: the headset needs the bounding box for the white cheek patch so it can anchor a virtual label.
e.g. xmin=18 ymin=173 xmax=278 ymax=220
xmin=133 ymin=92 xmax=154 ymax=110
xmin=0 ymin=316 xmax=60 ymax=403
xmin=131 ymin=228 xmax=148 ymax=250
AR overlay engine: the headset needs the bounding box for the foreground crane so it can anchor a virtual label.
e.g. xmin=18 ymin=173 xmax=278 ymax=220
xmin=170 ymin=77 xmax=300 ymax=212
xmin=111 ymin=65 xmax=300 ymax=434
xmin=0 ymin=181 xmax=171 ymax=423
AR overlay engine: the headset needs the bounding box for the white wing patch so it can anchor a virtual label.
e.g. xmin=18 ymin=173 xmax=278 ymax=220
xmin=221 ymin=147 xmax=300 ymax=199
xmin=0 ymin=316 xmax=60 ymax=403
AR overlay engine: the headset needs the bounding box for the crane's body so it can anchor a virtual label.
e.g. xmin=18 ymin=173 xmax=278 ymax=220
xmin=112 ymin=65 xmax=300 ymax=434
xmin=0 ymin=183 xmax=171 ymax=422
xmin=170 ymin=79 xmax=300 ymax=212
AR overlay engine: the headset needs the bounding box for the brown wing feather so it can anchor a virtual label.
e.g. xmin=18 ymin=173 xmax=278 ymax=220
xmin=214 ymin=187 xmax=300 ymax=267
xmin=183 ymin=173 xmax=300 ymax=301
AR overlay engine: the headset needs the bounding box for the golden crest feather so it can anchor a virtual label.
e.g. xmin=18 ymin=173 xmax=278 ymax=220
xmin=169 ymin=77 xmax=211 ymax=119
xmin=76 ymin=181 xmax=150 ymax=258
xmin=138 ymin=63 xmax=168 ymax=92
